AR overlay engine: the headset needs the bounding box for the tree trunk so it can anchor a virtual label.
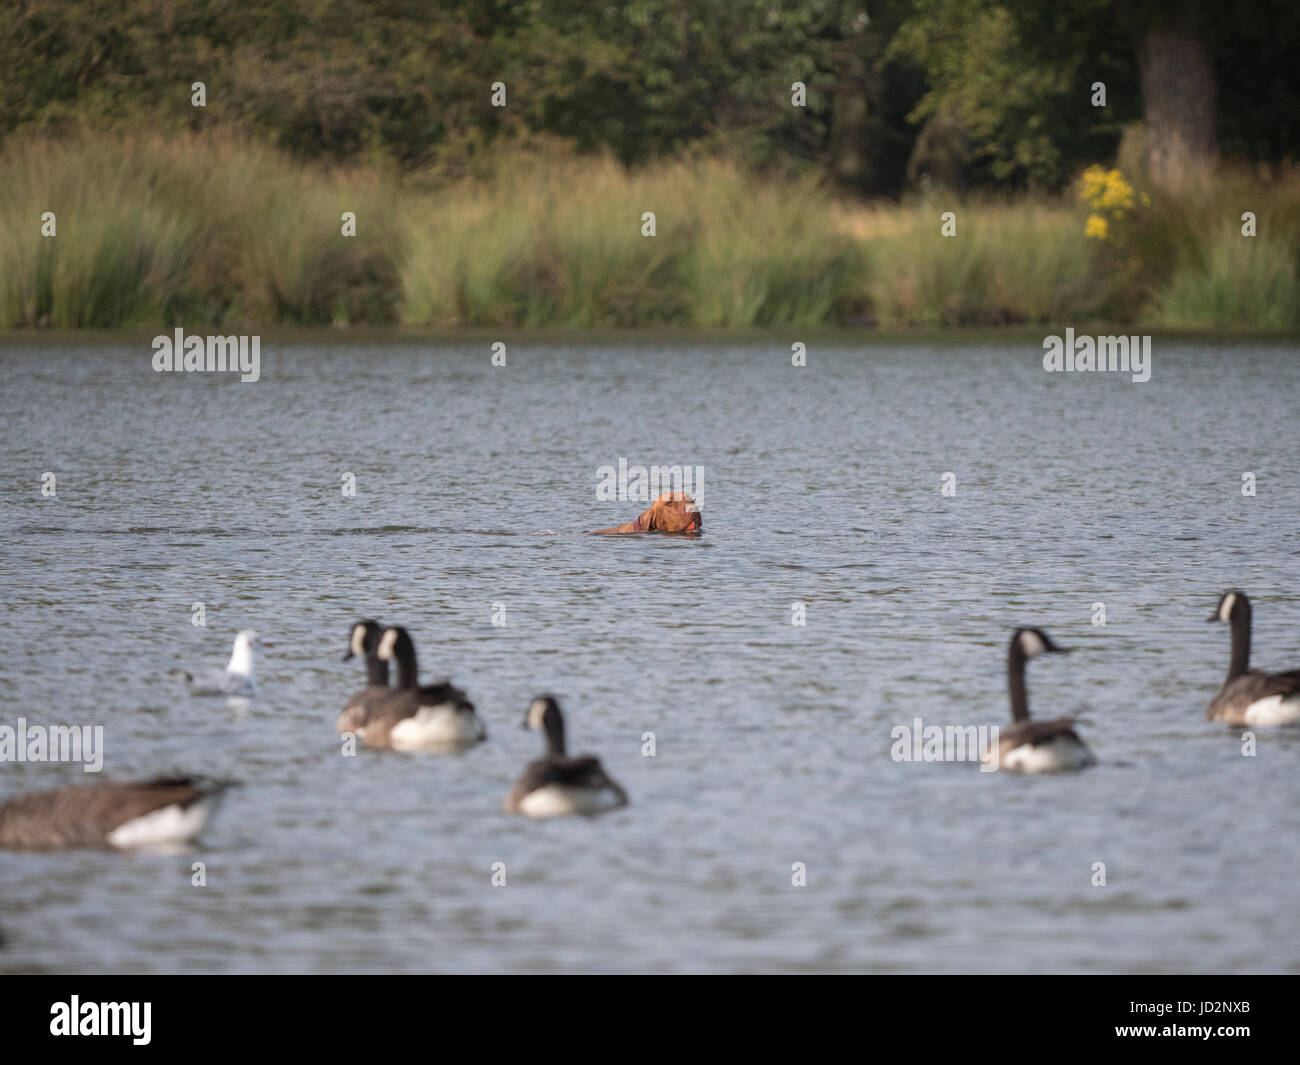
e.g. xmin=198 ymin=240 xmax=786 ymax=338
xmin=826 ymin=38 xmax=871 ymax=190
xmin=1138 ymin=3 xmax=1216 ymax=190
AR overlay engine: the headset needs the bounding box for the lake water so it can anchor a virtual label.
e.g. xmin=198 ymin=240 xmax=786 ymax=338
xmin=1 ymin=332 xmax=1298 ymax=974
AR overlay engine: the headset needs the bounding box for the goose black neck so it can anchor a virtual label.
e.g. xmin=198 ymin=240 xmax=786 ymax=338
xmin=366 ymin=653 xmax=389 ymax=687
xmin=544 ymin=710 xmax=566 ymax=756
xmin=391 ymin=633 xmax=419 ymax=689
xmin=1228 ymin=605 xmax=1252 ymax=682
xmin=1008 ymin=643 xmax=1030 ymax=724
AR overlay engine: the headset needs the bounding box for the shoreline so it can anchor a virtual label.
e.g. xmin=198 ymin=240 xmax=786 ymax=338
xmin=3 ymin=325 xmax=1298 ymax=344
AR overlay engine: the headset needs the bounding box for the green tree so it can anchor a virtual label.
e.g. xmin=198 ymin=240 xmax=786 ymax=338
xmin=892 ymin=0 xmax=1136 ymax=189
xmin=896 ymin=0 xmax=1300 ymax=190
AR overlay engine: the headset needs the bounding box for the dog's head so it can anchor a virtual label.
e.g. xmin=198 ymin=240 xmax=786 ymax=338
xmin=645 ymin=491 xmax=702 ymax=533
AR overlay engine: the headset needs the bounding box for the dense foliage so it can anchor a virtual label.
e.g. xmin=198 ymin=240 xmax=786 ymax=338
xmin=2 ymin=1 xmax=1296 ymax=193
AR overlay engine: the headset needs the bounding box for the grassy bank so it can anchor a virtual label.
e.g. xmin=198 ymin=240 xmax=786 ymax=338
xmin=2 ymin=132 xmax=1297 ymax=330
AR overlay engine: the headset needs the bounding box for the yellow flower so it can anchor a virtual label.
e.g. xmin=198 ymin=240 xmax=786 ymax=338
xmin=1079 ymin=164 xmax=1108 ymax=206
xmin=1078 ymin=165 xmax=1145 ymax=237
xmin=1106 ymin=179 xmax=1135 ymax=210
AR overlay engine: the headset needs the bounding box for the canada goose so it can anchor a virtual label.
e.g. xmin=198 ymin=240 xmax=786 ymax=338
xmin=357 ymin=626 xmax=486 ymax=751
xmin=505 ymin=696 xmax=628 ymax=817
xmin=185 ymin=629 xmax=262 ymax=696
xmin=1206 ymin=591 xmax=1300 ymax=726
xmin=336 ymin=619 xmax=391 ymax=733
xmin=983 ymin=628 xmax=1096 ymax=773
xmin=0 ymin=777 xmax=234 ymax=851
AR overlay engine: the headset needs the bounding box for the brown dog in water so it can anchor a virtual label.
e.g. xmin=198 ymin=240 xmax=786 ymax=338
xmin=590 ymin=491 xmax=702 ymax=534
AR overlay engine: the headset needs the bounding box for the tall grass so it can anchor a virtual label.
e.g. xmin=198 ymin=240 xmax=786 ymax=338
xmin=400 ymin=153 xmax=861 ymax=327
xmin=2 ymin=130 xmax=1297 ymax=330
xmin=1153 ymin=230 xmax=1299 ymax=329
xmin=1139 ymin=169 xmax=1300 ymax=329
xmin=0 ymin=138 xmax=205 ymax=327
xmin=402 ymin=156 xmax=691 ymax=327
xmin=0 ymin=132 xmax=401 ymax=327
xmin=857 ymin=200 xmax=1110 ymax=326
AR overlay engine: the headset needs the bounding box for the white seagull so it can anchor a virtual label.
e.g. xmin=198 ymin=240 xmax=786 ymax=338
xmin=185 ymin=629 xmax=263 ymax=697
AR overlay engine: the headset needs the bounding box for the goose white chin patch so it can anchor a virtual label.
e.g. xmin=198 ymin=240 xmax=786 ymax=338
xmin=1219 ymin=593 xmax=1237 ymax=621
xmin=1018 ymin=630 xmax=1047 ymax=658
xmin=350 ymin=626 xmax=367 ymax=656
xmin=377 ymin=628 xmax=399 ymax=660
xmin=527 ymin=700 xmax=550 ymax=729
